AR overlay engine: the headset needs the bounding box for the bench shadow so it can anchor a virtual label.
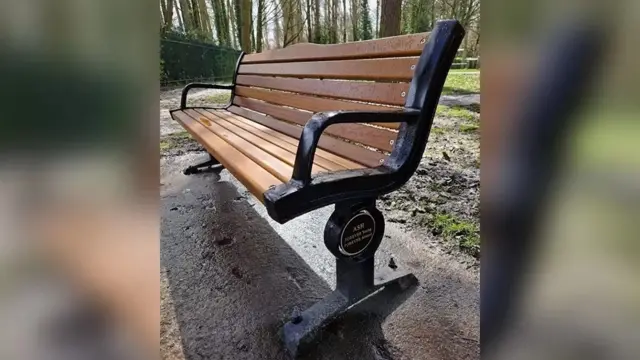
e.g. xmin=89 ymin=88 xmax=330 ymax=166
xmin=161 ymin=169 xmax=422 ymax=359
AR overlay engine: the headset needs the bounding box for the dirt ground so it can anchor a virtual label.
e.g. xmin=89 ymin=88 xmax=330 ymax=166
xmin=160 ymin=88 xmax=480 ymax=360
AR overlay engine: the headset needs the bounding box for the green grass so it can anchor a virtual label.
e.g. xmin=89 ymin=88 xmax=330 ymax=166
xmin=459 ymin=124 xmax=479 ymax=133
xmin=432 ymin=212 xmax=480 ymax=257
xmin=449 ymin=68 xmax=480 ymax=73
xmin=436 ymin=105 xmax=477 ymax=122
xmin=431 ymin=126 xmax=446 ymax=135
xmin=443 ymin=73 xmax=480 ymax=95
xmin=206 ymin=93 xmax=231 ymax=104
xmin=160 ymin=131 xmax=191 ymax=151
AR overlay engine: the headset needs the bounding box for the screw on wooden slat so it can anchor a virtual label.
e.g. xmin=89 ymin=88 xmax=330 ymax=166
xmin=389 ymin=140 xmax=395 ymax=145
xmin=410 ymin=65 xmax=416 ymax=70
xmin=379 ymin=159 xmax=385 ymax=164
xmin=400 ymin=91 xmax=406 ymax=97
xmin=420 ymin=38 xmax=426 ymax=44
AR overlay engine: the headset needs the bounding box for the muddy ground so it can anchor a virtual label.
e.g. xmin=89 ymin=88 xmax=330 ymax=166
xmin=160 ymin=88 xmax=480 ymax=359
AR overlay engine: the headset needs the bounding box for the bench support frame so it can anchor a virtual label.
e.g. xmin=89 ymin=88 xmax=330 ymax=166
xmin=282 ymin=200 xmax=417 ymax=357
xmin=183 ymin=154 xmax=223 ymax=175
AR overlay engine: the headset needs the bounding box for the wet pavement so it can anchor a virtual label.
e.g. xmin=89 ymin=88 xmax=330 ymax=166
xmin=160 ymin=152 xmax=479 ymax=360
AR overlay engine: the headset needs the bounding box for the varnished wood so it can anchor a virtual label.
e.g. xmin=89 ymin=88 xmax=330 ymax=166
xmin=218 ymin=110 xmax=363 ymax=170
xmin=233 ymin=96 xmax=395 ymax=152
xmin=234 ymin=86 xmax=400 ymax=129
xmin=171 ymin=110 xmax=282 ymax=199
xmin=194 ymin=109 xmax=346 ymax=172
xmin=236 ymin=75 xmax=409 ymax=106
xmin=242 ymin=32 xmax=429 ymax=64
xmin=238 ymin=57 xmax=419 ymax=81
xmin=183 ymin=109 xmax=295 ymax=182
xmin=227 ymin=106 xmax=387 ymax=168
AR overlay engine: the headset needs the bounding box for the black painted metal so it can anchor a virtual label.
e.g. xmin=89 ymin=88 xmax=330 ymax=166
xmin=183 ymin=154 xmax=223 ymax=175
xmin=324 ymin=200 xmax=384 ymax=262
xmin=264 ymin=20 xmax=465 ymax=224
xmin=176 ymin=52 xmax=245 ymax=110
xmin=282 ymin=201 xmax=417 ymax=357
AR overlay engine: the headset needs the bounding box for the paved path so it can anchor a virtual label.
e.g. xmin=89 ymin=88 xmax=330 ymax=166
xmin=160 ymin=153 xmax=479 ymax=360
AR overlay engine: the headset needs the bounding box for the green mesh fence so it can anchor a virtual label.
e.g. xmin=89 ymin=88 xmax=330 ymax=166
xmin=161 ymin=34 xmax=241 ymax=87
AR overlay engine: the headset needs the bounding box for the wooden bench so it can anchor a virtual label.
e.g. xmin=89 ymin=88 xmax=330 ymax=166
xmin=170 ymin=20 xmax=464 ymax=356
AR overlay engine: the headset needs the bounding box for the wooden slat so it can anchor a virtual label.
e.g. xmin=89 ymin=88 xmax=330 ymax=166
xmin=217 ymin=110 xmax=363 ymax=170
xmin=235 ymin=86 xmax=400 ymax=129
xmin=242 ymin=32 xmax=429 ymax=64
xmin=236 ymin=75 xmax=409 ymax=106
xmin=195 ymin=109 xmax=344 ymax=172
xmin=183 ymin=109 xmax=294 ymax=182
xmin=200 ymin=109 xmax=353 ymax=171
xmin=171 ymin=110 xmax=281 ymax=199
xmin=238 ymin=57 xmax=419 ymax=81
xmin=227 ymin=106 xmax=386 ymax=168
xmin=233 ymin=96 xmax=395 ymax=152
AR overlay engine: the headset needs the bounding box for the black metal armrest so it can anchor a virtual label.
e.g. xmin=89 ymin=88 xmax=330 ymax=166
xmin=179 ymin=82 xmax=234 ymax=109
xmin=263 ymin=19 xmax=465 ymax=224
xmin=292 ymin=109 xmax=421 ymax=184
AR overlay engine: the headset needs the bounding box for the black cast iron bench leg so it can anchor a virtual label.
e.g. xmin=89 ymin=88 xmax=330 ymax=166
xmin=282 ymin=201 xmax=418 ymax=358
xmin=183 ymin=154 xmax=223 ymax=175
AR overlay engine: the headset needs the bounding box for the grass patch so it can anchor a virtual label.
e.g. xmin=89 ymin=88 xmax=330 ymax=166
xmin=449 ymin=69 xmax=480 ymax=73
xmin=206 ymin=93 xmax=231 ymax=105
xmin=160 ymin=131 xmax=192 ymax=152
xmin=459 ymin=124 xmax=479 ymax=133
xmin=436 ymin=105 xmax=477 ymax=121
xmin=431 ymin=126 xmax=446 ymax=135
xmin=442 ymin=73 xmax=480 ymax=95
xmin=432 ymin=212 xmax=480 ymax=257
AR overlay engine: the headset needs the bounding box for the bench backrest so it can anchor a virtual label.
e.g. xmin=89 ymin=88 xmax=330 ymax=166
xmin=226 ymin=33 xmax=430 ymax=168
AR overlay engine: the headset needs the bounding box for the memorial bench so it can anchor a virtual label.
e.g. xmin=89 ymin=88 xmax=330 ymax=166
xmin=170 ymin=20 xmax=464 ymax=356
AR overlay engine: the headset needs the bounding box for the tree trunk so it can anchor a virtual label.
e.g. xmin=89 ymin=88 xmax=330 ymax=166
xmin=379 ymin=0 xmax=401 ymax=38
xmin=240 ymin=0 xmax=251 ymax=52
xmin=174 ymin=0 xmax=184 ymax=30
xmin=274 ymin=7 xmax=282 ymax=48
xmin=220 ymin=0 xmax=232 ymax=46
xmin=331 ymin=0 xmax=338 ymax=43
xmin=375 ymin=0 xmax=379 ymax=37
xmin=350 ymin=0 xmax=358 ymax=41
xmin=342 ymin=0 xmax=347 ymax=42
xmin=281 ymin=0 xmax=291 ymax=46
xmin=190 ymin=0 xmax=202 ymax=31
xmin=306 ymin=0 xmax=312 ymax=42
xmin=227 ymin=0 xmax=238 ymax=47
xmin=161 ymin=0 xmax=175 ymax=31
xmin=313 ymin=0 xmax=321 ymax=43
xmin=256 ymin=0 xmax=264 ymax=51
xmin=179 ymin=0 xmax=195 ymax=32
xmin=197 ymin=0 xmax=212 ymax=39
xmin=210 ymin=0 xmax=223 ymax=43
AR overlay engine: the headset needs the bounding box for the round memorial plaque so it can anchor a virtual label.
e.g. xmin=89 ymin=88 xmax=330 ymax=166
xmin=339 ymin=210 xmax=376 ymax=256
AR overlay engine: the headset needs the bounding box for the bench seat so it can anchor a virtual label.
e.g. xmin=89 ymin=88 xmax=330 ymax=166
xmin=172 ymin=107 xmax=368 ymax=198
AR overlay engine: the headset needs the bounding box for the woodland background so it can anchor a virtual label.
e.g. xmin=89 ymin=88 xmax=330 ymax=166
xmin=159 ymin=0 xmax=480 ymax=85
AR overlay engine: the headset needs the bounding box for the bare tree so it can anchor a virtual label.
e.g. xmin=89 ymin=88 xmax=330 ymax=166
xmin=179 ymin=0 xmax=195 ymax=32
xmin=240 ymin=0 xmax=251 ymax=52
xmin=160 ymin=0 xmax=175 ymax=31
xmin=197 ymin=0 xmax=213 ymax=39
xmin=350 ymin=0 xmax=359 ymax=41
xmin=256 ymin=0 xmax=265 ymax=51
xmin=379 ymin=0 xmax=401 ymax=37
xmin=313 ymin=0 xmax=320 ymax=43
xmin=306 ymin=0 xmax=313 ymax=42
xmin=342 ymin=0 xmax=347 ymax=42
